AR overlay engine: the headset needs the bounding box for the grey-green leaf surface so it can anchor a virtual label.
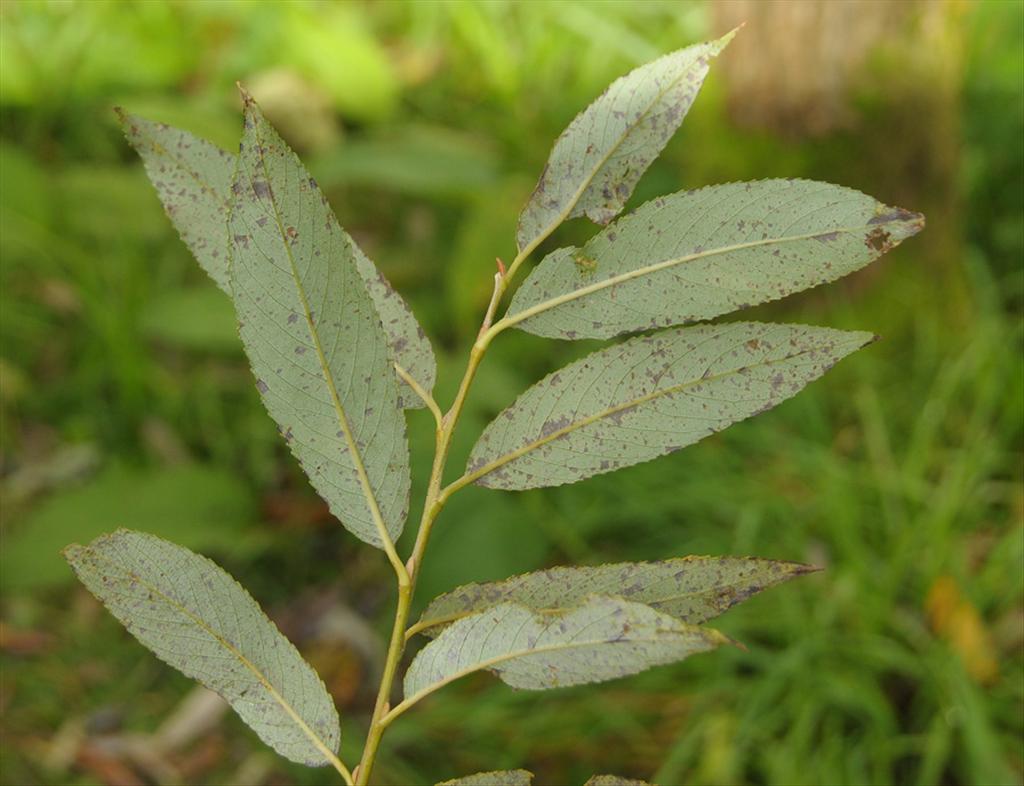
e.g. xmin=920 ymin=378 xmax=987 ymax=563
xmin=404 ymin=596 xmax=726 ymax=698
xmin=584 ymin=777 xmax=653 ymax=786
xmin=465 ymin=322 xmax=873 ymax=490
xmin=118 ymin=110 xmax=236 ymax=293
xmin=414 ymin=557 xmax=814 ymax=638
xmin=437 ymin=771 xmax=534 ymax=786
xmin=507 ymin=180 xmax=925 ymax=340
xmin=352 ymin=245 xmax=437 ymax=408
xmin=121 ymin=113 xmax=435 ymax=405
xmin=63 ymin=530 xmax=340 ymax=767
xmin=229 ymin=93 xmax=409 ymax=547
xmin=516 ymin=30 xmax=734 ymax=253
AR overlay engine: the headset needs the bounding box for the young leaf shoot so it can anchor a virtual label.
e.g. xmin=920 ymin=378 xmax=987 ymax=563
xmin=70 ymin=28 xmax=922 ymax=784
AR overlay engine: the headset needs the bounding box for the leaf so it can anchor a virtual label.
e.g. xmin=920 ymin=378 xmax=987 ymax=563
xmin=2 ymin=463 xmax=258 ymax=592
xmin=414 ymin=557 xmax=814 ymax=638
xmin=352 ymin=245 xmax=437 ymax=408
xmin=117 ymin=110 xmax=236 ymax=293
xmin=437 ymin=771 xmax=534 ymax=786
xmin=507 ymin=180 xmax=925 ymax=340
xmin=584 ymin=777 xmax=653 ymax=786
xmin=229 ymin=92 xmax=409 ymax=548
xmin=121 ymin=113 xmax=436 ymax=405
xmin=404 ymin=596 xmax=726 ymax=699
xmin=516 ymin=30 xmax=735 ymax=253
xmin=465 ymin=322 xmax=874 ymax=490
xmin=63 ymin=530 xmax=340 ymax=767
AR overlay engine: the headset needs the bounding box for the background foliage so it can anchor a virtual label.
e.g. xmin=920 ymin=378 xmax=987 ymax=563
xmin=1 ymin=1 xmax=1021 ymax=784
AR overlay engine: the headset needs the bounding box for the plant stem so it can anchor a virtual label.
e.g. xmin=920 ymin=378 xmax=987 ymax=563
xmin=354 ymin=241 xmax=542 ymax=784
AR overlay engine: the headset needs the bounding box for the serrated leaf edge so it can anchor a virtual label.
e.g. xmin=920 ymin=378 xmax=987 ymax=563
xmin=464 ymin=323 xmax=876 ymax=489
xmin=398 ymin=596 xmax=729 ymax=713
xmin=410 ymin=556 xmax=818 ymax=637
xmin=436 ymin=770 xmax=535 ymax=786
xmin=516 ymin=28 xmax=737 ymax=254
xmin=233 ymin=92 xmax=399 ymax=552
xmin=507 ymin=179 xmax=924 ymax=336
xmin=63 ymin=529 xmax=341 ymax=768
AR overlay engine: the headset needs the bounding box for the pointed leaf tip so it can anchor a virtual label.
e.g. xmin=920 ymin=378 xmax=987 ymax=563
xmin=466 ymin=322 xmax=874 ymax=491
xmin=237 ymin=82 xmax=254 ymax=104
xmin=118 ymin=111 xmax=237 ymax=294
xmin=64 ymin=530 xmax=341 ymax=767
xmin=416 ymin=556 xmax=821 ymax=638
xmin=508 ymin=181 xmax=924 ymax=341
xmin=228 ymin=99 xmax=411 ymax=548
xmin=516 ymin=33 xmax=728 ymax=250
xmin=405 ymin=596 xmax=725 ymax=698
xmin=713 ymin=24 xmax=743 ymax=52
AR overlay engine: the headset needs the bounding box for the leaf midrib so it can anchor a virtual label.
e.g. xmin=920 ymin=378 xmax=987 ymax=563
xmin=466 ymin=340 xmax=848 ymax=487
xmin=77 ymin=545 xmax=337 ymax=765
xmin=406 ymin=612 xmax=716 ymax=704
xmin=415 ymin=569 xmax=791 ymax=634
xmin=249 ymin=115 xmax=393 ymax=546
xmin=504 ymin=220 xmax=904 ymax=331
xmin=522 ymin=45 xmax=712 ymax=252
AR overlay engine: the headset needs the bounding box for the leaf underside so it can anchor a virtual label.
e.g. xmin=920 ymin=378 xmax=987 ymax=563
xmin=63 ymin=530 xmax=340 ymax=767
xmin=119 ymin=110 xmax=435 ymax=407
xmin=508 ymin=179 xmax=925 ymax=340
xmin=437 ymin=771 xmax=534 ymax=786
xmin=229 ymin=95 xmax=409 ymax=547
xmin=404 ymin=596 xmax=726 ymax=699
xmin=466 ymin=321 xmax=874 ymax=491
xmin=516 ymin=29 xmax=734 ymax=252
xmin=118 ymin=111 xmax=236 ymax=293
xmin=415 ymin=556 xmax=814 ymax=637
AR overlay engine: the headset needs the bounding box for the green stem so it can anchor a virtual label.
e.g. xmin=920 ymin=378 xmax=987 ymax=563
xmin=354 ymin=241 xmax=543 ymax=784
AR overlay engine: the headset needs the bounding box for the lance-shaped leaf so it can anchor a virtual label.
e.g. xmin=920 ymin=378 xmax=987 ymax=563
xmin=120 ymin=112 xmax=435 ymax=407
xmin=63 ymin=530 xmax=340 ymax=767
xmin=438 ymin=771 xmax=534 ymax=786
xmin=516 ymin=30 xmax=735 ymax=253
xmin=585 ymin=777 xmax=653 ymax=786
xmin=413 ymin=557 xmax=814 ymax=638
xmin=465 ymin=322 xmax=873 ymax=490
xmin=404 ymin=597 xmax=726 ymax=700
xmin=118 ymin=110 xmax=236 ymax=293
xmin=230 ymin=93 xmax=409 ymax=547
xmin=507 ymin=180 xmax=925 ymax=340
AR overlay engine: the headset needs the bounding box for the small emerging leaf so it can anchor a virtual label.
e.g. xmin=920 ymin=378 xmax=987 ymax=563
xmin=584 ymin=776 xmax=653 ymax=786
xmin=118 ymin=110 xmax=235 ymax=293
xmin=64 ymin=530 xmax=340 ymax=767
xmin=414 ymin=556 xmax=814 ymax=637
xmin=466 ymin=322 xmax=874 ymax=490
xmin=230 ymin=92 xmax=409 ymax=547
xmin=516 ymin=30 xmax=735 ymax=252
xmin=404 ymin=596 xmax=726 ymax=700
xmin=437 ymin=771 xmax=534 ymax=786
xmin=508 ymin=180 xmax=925 ymax=340
xmin=120 ymin=112 xmax=435 ymax=405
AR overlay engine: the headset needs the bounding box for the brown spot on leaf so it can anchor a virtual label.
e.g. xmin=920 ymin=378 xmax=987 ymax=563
xmin=865 ymin=227 xmax=892 ymax=253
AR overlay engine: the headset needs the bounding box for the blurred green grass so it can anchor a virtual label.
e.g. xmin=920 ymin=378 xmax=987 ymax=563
xmin=1 ymin=1 xmax=1021 ymax=785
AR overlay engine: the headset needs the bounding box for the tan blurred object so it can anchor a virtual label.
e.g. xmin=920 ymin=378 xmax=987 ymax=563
xmin=713 ymin=0 xmax=937 ymax=136
xmin=926 ymin=575 xmax=1000 ymax=685
xmin=246 ymin=68 xmax=341 ymax=153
